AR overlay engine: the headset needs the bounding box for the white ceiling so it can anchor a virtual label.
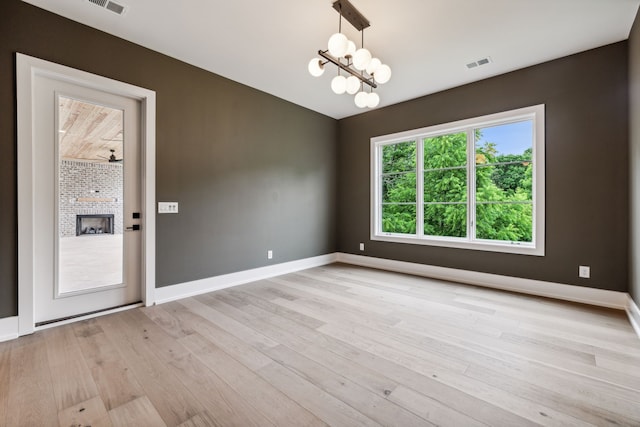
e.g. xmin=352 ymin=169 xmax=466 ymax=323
xmin=22 ymin=0 xmax=640 ymax=119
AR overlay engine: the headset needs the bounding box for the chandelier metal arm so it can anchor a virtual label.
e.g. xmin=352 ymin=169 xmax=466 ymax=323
xmin=317 ymin=50 xmax=377 ymax=89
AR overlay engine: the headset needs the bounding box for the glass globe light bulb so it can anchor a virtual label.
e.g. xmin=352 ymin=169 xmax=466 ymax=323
xmin=374 ymin=64 xmax=391 ymax=84
xmin=352 ymin=48 xmax=372 ymax=71
xmin=345 ymin=76 xmax=360 ymax=95
xmin=328 ymin=33 xmax=349 ymax=57
xmin=308 ymin=58 xmax=324 ymax=77
xmin=366 ymin=92 xmax=380 ymax=108
xmin=366 ymin=58 xmax=381 ymax=75
xmin=345 ymin=40 xmax=356 ymax=58
xmin=331 ymin=75 xmax=347 ymax=94
xmin=354 ymin=91 xmax=369 ymax=108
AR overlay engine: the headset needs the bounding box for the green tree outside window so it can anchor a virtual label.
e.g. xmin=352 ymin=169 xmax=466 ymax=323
xmin=379 ymin=122 xmax=533 ymax=242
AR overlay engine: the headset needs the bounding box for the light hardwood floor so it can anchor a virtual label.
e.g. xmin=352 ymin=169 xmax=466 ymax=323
xmin=2 ymin=263 xmax=640 ymax=426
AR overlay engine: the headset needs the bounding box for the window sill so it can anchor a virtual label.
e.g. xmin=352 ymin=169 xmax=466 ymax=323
xmin=371 ymin=233 xmax=544 ymax=256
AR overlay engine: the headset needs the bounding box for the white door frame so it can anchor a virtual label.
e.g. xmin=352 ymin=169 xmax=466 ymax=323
xmin=16 ymin=53 xmax=156 ymax=335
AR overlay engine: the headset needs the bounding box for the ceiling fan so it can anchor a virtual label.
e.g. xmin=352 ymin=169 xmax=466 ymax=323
xmin=97 ymin=149 xmax=123 ymax=163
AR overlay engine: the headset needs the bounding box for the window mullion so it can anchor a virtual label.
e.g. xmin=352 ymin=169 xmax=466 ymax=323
xmin=376 ymin=143 xmax=383 ymax=235
xmin=416 ymin=138 xmax=424 ymax=238
xmin=467 ymin=129 xmax=476 ymax=242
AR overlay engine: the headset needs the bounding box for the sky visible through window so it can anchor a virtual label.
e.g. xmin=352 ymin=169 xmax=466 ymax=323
xmin=476 ymin=120 xmax=532 ymax=156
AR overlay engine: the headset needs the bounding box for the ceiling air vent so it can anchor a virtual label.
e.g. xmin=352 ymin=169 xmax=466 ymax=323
xmin=466 ymin=57 xmax=492 ymax=70
xmin=86 ymin=0 xmax=127 ymax=15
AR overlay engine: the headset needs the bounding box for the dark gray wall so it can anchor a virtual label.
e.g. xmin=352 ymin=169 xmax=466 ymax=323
xmin=630 ymin=10 xmax=640 ymax=306
xmin=0 ymin=0 xmax=337 ymax=317
xmin=338 ymin=42 xmax=629 ymax=292
xmin=0 ymin=0 xmax=633 ymax=321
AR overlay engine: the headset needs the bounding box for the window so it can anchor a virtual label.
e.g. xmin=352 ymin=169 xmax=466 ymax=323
xmin=371 ymin=105 xmax=544 ymax=255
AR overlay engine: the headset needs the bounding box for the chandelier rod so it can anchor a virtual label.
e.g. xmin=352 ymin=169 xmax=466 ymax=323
xmin=317 ymin=50 xmax=377 ymax=89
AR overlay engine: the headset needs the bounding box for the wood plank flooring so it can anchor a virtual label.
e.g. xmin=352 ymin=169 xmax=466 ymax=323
xmin=2 ymin=263 xmax=640 ymax=426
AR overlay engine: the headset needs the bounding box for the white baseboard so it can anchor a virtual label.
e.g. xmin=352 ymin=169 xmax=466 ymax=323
xmin=628 ymin=297 xmax=640 ymax=339
xmin=336 ymin=253 xmax=629 ymax=310
xmin=3 ymin=251 xmax=634 ymax=342
xmin=0 ymin=316 xmax=19 ymax=343
xmin=154 ymin=253 xmax=337 ymax=305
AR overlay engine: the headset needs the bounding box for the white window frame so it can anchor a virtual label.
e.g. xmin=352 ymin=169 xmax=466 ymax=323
xmin=371 ymin=104 xmax=545 ymax=256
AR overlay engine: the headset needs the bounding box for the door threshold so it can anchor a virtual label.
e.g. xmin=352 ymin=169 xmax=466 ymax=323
xmin=35 ymin=301 xmax=144 ymax=330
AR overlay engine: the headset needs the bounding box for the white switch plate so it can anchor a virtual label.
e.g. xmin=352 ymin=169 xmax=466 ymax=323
xmin=158 ymin=202 xmax=179 ymax=214
xmin=267 ymin=250 xmax=273 ymax=259
xmin=579 ymin=265 xmax=590 ymax=278
xmin=359 ymin=243 xmax=365 ymax=251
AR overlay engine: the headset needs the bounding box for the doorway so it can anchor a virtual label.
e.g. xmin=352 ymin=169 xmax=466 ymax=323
xmin=17 ymin=54 xmax=156 ymax=334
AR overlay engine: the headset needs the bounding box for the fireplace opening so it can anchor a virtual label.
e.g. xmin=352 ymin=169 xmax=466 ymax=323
xmin=76 ymin=214 xmax=115 ymax=236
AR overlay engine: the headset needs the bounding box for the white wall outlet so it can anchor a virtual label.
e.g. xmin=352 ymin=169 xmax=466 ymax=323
xmin=267 ymin=250 xmax=273 ymax=259
xmin=579 ymin=265 xmax=590 ymax=279
xmin=359 ymin=243 xmax=365 ymax=251
xmin=158 ymin=202 xmax=179 ymax=214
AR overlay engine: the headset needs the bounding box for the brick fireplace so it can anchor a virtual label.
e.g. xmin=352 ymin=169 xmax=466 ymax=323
xmin=76 ymin=214 xmax=115 ymax=236
xmin=59 ymin=159 xmax=123 ymax=237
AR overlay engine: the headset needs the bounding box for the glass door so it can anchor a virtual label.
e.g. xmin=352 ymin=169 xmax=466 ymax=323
xmin=32 ymin=74 xmax=142 ymax=324
xmin=57 ymin=96 xmax=125 ymax=295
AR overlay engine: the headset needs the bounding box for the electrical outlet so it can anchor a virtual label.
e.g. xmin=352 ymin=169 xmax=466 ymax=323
xmin=267 ymin=250 xmax=273 ymax=260
xmin=579 ymin=265 xmax=590 ymax=279
xmin=359 ymin=243 xmax=365 ymax=251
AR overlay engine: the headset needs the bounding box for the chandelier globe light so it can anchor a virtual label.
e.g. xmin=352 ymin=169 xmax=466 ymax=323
xmin=346 ymin=40 xmax=357 ymax=57
xmin=328 ymin=33 xmax=349 ymax=57
xmin=346 ymin=76 xmax=360 ymax=94
xmin=374 ymin=64 xmax=392 ymax=84
xmin=307 ymin=58 xmax=325 ymax=77
xmin=307 ymin=0 xmax=391 ymax=109
xmin=331 ymin=75 xmax=347 ymax=94
xmin=366 ymin=58 xmax=381 ymax=75
xmin=352 ymin=48 xmax=372 ymax=71
xmin=367 ymin=92 xmax=380 ymax=108
xmin=354 ymin=91 xmax=369 ymax=108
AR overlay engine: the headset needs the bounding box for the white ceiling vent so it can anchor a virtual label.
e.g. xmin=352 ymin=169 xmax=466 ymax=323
xmin=466 ymin=57 xmax=492 ymax=70
xmin=86 ymin=0 xmax=127 ymax=15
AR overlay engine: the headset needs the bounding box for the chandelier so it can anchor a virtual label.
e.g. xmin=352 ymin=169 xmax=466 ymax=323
xmin=308 ymin=0 xmax=391 ymax=109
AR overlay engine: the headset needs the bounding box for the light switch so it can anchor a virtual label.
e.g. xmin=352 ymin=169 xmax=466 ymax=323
xmin=158 ymin=202 xmax=179 ymax=214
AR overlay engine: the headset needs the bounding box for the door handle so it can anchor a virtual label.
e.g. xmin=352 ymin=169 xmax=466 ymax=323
xmin=126 ymin=224 xmax=141 ymax=231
